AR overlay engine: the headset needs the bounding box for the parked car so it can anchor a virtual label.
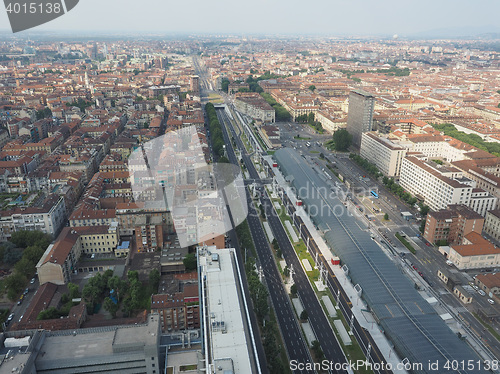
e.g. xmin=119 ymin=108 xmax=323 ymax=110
xmin=23 ymin=288 xmax=29 ymax=295
xmin=7 ymin=313 xmax=14 ymax=322
xmin=488 ymin=299 xmax=495 ymax=305
xmin=478 ymin=290 xmax=486 ymax=296
xmin=30 ymin=277 xmax=35 ymax=284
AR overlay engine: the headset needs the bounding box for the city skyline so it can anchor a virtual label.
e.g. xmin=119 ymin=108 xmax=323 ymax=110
xmin=1 ymin=0 xmax=500 ymax=38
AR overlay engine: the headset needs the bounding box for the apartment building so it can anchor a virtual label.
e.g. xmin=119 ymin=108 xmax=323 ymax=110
xmin=150 ymin=284 xmax=200 ymax=332
xmin=360 ymin=132 xmax=407 ymax=177
xmin=469 ymin=188 xmax=497 ymax=216
xmin=37 ymin=227 xmax=82 ymax=285
xmin=74 ymin=222 xmax=120 ymax=256
xmin=424 ymin=204 xmax=484 ymax=245
xmin=234 ymin=92 xmax=275 ymax=123
xmin=400 ymin=156 xmax=473 ymax=211
xmin=135 ymin=214 xmax=164 ymax=252
xmin=484 ymin=209 xmax=500 ymax=242
xmin=448 ymin=232 xmax=500 ymax=270
xmin=0 ymin=194 xmax=67 ymax=239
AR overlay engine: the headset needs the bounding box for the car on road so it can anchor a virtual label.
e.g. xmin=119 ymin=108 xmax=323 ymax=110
xmin=478 ymin=290 xmax=486 ymax=296
xmin=23 ymin=288 xmax=29 ymax=295
xmin=30 ymin=277 xmax=35 ymax=284
xmin=17 ymin=295 xmax=24 ymax=305
xmin=472 ymin=285 xmax=479 ymax=290
xmin=7 ymin=313 xmax=14 ymax=322
xmin=488 ymin=299 xmax=495 ymax=305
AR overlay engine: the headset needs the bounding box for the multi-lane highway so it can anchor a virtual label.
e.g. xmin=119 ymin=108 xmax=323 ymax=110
xmin=214 ymin=108 xmax=317 ymax=373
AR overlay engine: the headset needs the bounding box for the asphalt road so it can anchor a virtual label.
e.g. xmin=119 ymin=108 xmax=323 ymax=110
xmin=218 ymin=108 xmax=350 ymax=373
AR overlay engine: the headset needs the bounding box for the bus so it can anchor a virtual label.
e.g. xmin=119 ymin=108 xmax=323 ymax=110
xmin=370 ymin=190 xmax=379 ymax=198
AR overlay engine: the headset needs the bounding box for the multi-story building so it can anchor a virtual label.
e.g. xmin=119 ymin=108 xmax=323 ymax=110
xmin=424 ymin=204 xmax=484 ymax=245
xmin=135 ymin=214 xmax=164 ymax=252
xmin=15 ymin=314 xmax=160 ymax=374
xmin=483 ymin=209 xmax=500 ymax=242
xmin=448 ymin=232 xmax=500 ymax=270
xmin=360 ymin=132 xmax=407 ymax=177
xmin=198 ymin=246 xmax=258 ymax=374
xmin=346 ymin=89 xmax=375 ymax=147
xmin=151 ymin=284 xmax=200 ymax=332
xmin=74 ymin=222 xmax=120 ymax=256
xmin=469 ymin=188 xmax=497 ymax=216
xmin=234 ymin=92 xmax=275 ymax=123
xmin=3 ymin=195 xmax=67 ymax=239
xmin=37 ymin=227 xmax=82 ymax=285
xmin=400 ymin=156 xmax=473 ymax=212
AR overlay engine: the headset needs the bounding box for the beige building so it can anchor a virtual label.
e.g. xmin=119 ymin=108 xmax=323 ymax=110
xmin=234 ymin=92 xmax=275 ymax=123
xmin=453 ymin=285 xmax=473 ymax=304
xmin=37 ymin=228 xmax=82 ymax=285
xmin=448 ymin=232 xmax=500 ymax=270
xmin=484 ymin=209 xmax=500 ymax=242
xmin=360 ymin=132 xmax=407 ymax=177
xmin=74 ymin=223 xmax=120 ymax=256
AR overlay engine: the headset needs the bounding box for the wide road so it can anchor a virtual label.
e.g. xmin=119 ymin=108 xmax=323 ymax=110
xmin=218 ymin=108 xmax=349 ymax=374
xmin=215 ymin=108 xmax=316 ymax=373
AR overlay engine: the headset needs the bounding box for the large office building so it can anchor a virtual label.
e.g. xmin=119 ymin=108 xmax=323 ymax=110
xmin=198 ymin=246 xmax=261 ymax=374
xmin=346 ymin=89 xmax=375 ymax=147
xmin=0 ymin=315 xmax=161 ymax=374
xmin=360 ymin=132 xmax=407 ymax=177
xmin=400 ymin=156 xmax=474 ymax=212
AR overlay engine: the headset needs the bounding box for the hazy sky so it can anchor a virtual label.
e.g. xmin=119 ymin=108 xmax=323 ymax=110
xmin=1 ymin=0 xmax=499 ymax=37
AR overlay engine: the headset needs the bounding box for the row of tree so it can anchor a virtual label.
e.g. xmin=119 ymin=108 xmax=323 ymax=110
xmin=295 ymin=112 xmax=324 ymax=133
xmin=205 ymin=102 xmax=226 ymax=159
xmin=348 ymin=154 xmax=430 ymax=216
xmin=260 ymin=93 xmax=290 ymax=122
xmin=1 ymin=230 xmax=52 ymax=300
xmin=433 ymin=123 xmax=500 ymax=157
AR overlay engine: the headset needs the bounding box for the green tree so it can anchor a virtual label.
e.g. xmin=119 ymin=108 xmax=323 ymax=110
xmin=14 ymin=257 xmax=34 ymax=275
xmin=183 ymin=253 xmax=197 ymax=271
xmin=332 ymin=129 xmax=353 ymax=151
xmin=300 ymin=310 xmax=308 ymax=321
xmin=3 ymin=247 xmax=23 ymax=265
xmin=384 ymin=213 xmax=389 ymax=221
xmin=5 ymin=272 xmax=26 ymax=301
xmin=149 ymin=269 xmax=160 ymax=292
xmin=311 ymin=340 xmax=325 ymax=361
xmin=308 ymin=85 xmax=316 ymax=92
xmin=103 ymin=297 xmax=119 ymax=318
xmin=290 ymin=284 xmax=297 ymax=296
xmin=107 ymin=276 xmax=125 ymax=302
xmin=68 ymin=282 xmax=80 ymax=300
xmin=221 ymin=78 xmax=230 ymax=93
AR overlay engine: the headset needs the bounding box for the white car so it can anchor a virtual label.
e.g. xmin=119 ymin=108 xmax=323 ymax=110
xmin=478 ymin=290 xmax=486 ymax=296
xmin=488 ymin=299 xmax=495 ymax=305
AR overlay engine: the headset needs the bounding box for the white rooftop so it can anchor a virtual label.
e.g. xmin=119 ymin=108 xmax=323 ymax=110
xmin=199 ymin=246 xmax=252 ymax=374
